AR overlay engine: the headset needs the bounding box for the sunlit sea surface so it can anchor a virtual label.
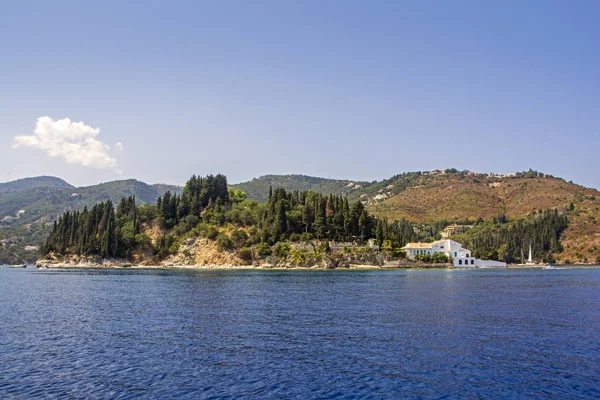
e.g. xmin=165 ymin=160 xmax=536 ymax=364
xmin=1 ymin=266 xmax=599 ymax=399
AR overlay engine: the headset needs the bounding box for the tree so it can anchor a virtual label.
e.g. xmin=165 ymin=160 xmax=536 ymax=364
xmin=376 ymin=220 xmax=384 ymax=250
xmin=274 ymin=200 xmax=287 ymax=240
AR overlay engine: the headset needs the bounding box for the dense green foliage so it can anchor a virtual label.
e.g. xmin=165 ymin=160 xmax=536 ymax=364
xmin=230 ymin=174 xmax=368 ymax=203
xmin=451 ymin=209 xmax=568 ymax=263
xmin=230 ymin=172 xmax=433 ymax=204
xmin=0 ymin=176 xmax=73 ymax=194
xmin=259 ymin=188 xmax=373 ymax=243
xmin=156 ymin=174 xmax=229 ymax=228
xmin=0 ymin=179 xmax=181 ymax=229
xmin=0 ymin=178 xmax=181 ymax=263
xmin=42 ymin=196 xmax=142 ymax=258
xmin=40 ymin=174 xmax=382 ymax=261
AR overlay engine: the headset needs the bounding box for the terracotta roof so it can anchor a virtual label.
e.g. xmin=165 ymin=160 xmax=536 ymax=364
xmin=402 ymin=242 xmax=433 ymax=249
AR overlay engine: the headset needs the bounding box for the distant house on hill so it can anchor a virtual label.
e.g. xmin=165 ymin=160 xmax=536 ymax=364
xmin=441 ymin=224 xmax=472 ymax=238
xmin=401 ymin=239 xmax=506 ymax=268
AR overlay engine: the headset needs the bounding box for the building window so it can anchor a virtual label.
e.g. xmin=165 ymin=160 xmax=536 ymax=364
xmin=441 ymin=246 xmax=444 ymax=249
xmin=454 ymin=252 xmax=457 ymax=257
xmin=471 ymin=259 xmax=475 ymax=265
xmin=459 ymin=260 xmax=462 ymax=265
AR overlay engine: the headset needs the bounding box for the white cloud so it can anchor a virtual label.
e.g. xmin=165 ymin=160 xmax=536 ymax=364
xmin=13 ymin=116 xmax=121 ymax=172
xmin=115 ymin=142 xmax=124 ymax=152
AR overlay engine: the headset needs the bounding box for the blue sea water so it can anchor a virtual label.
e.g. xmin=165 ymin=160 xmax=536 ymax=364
xmin=1 ymin=266 xmax=599 ymax=399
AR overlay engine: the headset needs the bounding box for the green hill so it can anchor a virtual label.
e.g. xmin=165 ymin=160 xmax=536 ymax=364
xmin=231 ymin=174 xmax=370 ymax=203
xmin=0 ymin=176 xmax=73 ymax=194
xmin=0 ymin=177 xmax=181 ymax=264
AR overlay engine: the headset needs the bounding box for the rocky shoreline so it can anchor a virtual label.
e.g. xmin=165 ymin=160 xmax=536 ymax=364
xmin=34 ymin=257 xmax=455 ymax=270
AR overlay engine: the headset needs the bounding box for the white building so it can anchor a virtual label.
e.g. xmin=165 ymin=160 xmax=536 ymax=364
xmin=402 ymin=239 xmax=471 ymax=259
xmin=401 ymin=239 xmax=506 ymax=268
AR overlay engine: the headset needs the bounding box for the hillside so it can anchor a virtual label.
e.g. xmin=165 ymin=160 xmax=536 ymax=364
xmin=367 ymin=171 xmax=598 ymax=220
xmin=231 ymin=174 xmax=369 ymax=203
xmin=366 ymin=171 xmax=600 ymax=264
xmin=232 ymin=170 xmax=600 ymax=264
xmin=0 ymin=176 xmax=73 ymax=194
xmin=0 ymin=177 xmax=181 ymax=264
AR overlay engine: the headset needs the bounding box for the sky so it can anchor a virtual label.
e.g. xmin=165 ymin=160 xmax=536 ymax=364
xmin=1 ymin=0 xmax=599 ymax=188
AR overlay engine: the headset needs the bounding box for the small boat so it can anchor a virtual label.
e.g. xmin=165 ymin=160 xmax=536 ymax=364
xmin=516 ymin=243 xmax=538 ymax=266
xmin=525 ymin=244 xmax=536 ymax=266
xmin=10 ymin=264 xmax=27 ymax=268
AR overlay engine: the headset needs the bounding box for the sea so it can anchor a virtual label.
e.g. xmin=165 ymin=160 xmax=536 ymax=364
xmin=1 ymin=266 xmax=599 ymax=399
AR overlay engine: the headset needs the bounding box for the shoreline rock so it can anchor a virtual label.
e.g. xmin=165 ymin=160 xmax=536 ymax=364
xmin=34 ymin=258 xmax=457 ymax=270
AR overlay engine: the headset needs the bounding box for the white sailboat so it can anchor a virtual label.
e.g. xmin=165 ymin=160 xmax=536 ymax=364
xmin=526 ymin=244 xmax=534 ymax=265
xmin=516 ymin=243 xmax=537 ymax=266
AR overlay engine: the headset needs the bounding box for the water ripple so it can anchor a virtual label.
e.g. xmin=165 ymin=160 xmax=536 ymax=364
xmin=1 ymin=266 xmax=599 ymax=398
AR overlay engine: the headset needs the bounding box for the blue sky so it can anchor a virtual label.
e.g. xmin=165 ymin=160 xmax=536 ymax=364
xmin=1 ymin=1 xmax=599 ymax=188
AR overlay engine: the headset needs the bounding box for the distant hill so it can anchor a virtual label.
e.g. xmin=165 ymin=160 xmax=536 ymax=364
xmin=230 ymin=172 xmax=435 ymax=204
xmin=0 ymin=177 xmax=181 ymax=264
xmin=231 ymin=174 xmax=370 ymax=203
xmin=0 ymin=178 xmax=181 ymax=227
xmin=0 ymin=176 xmax=73 ymax=194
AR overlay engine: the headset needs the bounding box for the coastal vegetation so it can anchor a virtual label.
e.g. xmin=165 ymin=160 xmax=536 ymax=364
xmin=41 ymin=174 xmax=389 ymax=265
xmin=448 ymin=209 xmax=568 ymax=263
xmin=38 ymin=173 xmax=574 ymax=267
xmin=3 ymin=169 xmax=599 ymax=264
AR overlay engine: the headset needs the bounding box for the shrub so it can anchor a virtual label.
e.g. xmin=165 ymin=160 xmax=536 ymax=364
xmin=137 ymin=204 xmax=158 ymax=222
xmin=206 ymin=226 xmax=220 ymax=240
xmin=135 ymin=233 xmax=153 ymax=250
xmin=216 ymin=233 xmax=234 ymax=251
xmin=255 ymin=242 xmax=272 ymax=258
xmin=273 ymin=242 xmax=291 ymax=258
xmin=289 ymin=248 xmax=307 ymax=265
xmin=248 ymin=226 xmax=261 ymax=245
xmin=289 ymin=233 xmax=301 ymax=242
xmin=184 ymin=215 xmax=200 ymax=229
xmin=173 ymin=221 xmax=189 ymax=236
xmin=300 ymin=232 xmax=314 ymax=241
xmin=416 ymin=254 xmax=432 ymax=263
xmin=230 ymin=229 xmax=249 ymax=249
xmin=168 ymin=239 xmax=181 ymax=255
xmin=237 ymin=247 xmax=253 ymax=264
xmin=432 ymin=252 xmax=449 ymax=264
xmin=391 ymin=249 xmax=407 ymax=259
